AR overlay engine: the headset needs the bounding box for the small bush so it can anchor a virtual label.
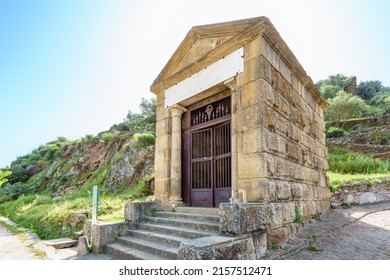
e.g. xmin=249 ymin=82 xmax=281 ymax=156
xmin=132 ymin=133 xmax=155 ymax=148
xmin=326 ymin=127 xmax=346 ymax=138
xmin=7 ymin=166 xmax=30 ymax=184
xmin=0 ymin=182 xmax=31 ymax=199
xmin=134 ymin=158 xmax=146 ymax=168
xmin=101 ymin=132 xmax=114 ymax=142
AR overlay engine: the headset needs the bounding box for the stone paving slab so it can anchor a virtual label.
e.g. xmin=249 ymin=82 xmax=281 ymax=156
xmin=44 ymin=238 xmax=78 ymax=249
xmin=262 ymin=201 xmax=390 ymax=260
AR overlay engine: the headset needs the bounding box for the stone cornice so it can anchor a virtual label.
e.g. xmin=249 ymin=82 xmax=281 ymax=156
xmin=150 ymin=17 xmax=327 ymax=108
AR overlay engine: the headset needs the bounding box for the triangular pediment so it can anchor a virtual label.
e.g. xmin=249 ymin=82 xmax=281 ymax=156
xmin=150 ymin=16 xmax=327 ymax=108
xmin=152 ymin=17 xmax=264 ymax=89
xmin=172 ymin=36 xmax=232 ymax=77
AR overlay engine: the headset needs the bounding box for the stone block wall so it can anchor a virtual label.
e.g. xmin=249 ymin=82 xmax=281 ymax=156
xmin=234 ymin=36 xmax=331 ymax=223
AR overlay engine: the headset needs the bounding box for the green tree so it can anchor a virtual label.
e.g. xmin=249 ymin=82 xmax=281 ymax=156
xmin=356 ymin=80 xmax=384 ymax=100
xmin=316 ymin=74 xmax=348 ymax=89
xmin=139 ymin=98 xmax=156 ymax=125
xmin=0 ymin=170 xmax=12 ymax=187
xmin=320 ymin=84 xmax=342 ymax=100
xmin=7 ymin=166 xmax=30 ymax=184
xmin=325 ymin=91 xmax=367 ymax=128
xmin=124 ymin=98 xmax=156 ymax=133
xmin=370 ymin=90 xmax=390 ymax=113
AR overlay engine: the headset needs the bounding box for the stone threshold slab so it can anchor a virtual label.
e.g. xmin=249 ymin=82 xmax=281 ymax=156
xmin=44 ymin=238 xmax=78 ymax=249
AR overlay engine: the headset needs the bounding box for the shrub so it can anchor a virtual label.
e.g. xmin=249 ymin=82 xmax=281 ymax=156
xmin=326 ymin=127 xmax=346 ymax=138
xmin=325 ymin=91 xmax=367 ymax=127
xmin=80 ymin=134 xmax=95 ymax=144
xmin=0 ymin=182 xmax=31 ymax=199
xmin=0 ymin=170 xmax=12 ymax=187
xmin=132 ymin=133 xmax=155 ymax=148
xmin=101 ymin=132 xmax=114 ymax=142
xmin=7 ymin=166 xmax=30 ymax=184
xmin=124 ymin=98 xmax=156 ymax=133
xmin=134 ymin=158 xmax=146 ymax=168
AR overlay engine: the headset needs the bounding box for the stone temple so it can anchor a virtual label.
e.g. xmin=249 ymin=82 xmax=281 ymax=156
xmin=88 ymin=16 xmax=332 ymax=260
xmin=151 ymin=16 xmax=330 ymax=215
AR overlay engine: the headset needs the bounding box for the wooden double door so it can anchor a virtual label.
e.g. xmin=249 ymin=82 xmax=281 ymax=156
xmin=182 ymin=96 xmax=232 ymax=207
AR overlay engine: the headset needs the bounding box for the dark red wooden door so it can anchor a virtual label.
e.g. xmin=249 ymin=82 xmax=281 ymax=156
xmin=190 ymin=121 xmax=231 ymax=207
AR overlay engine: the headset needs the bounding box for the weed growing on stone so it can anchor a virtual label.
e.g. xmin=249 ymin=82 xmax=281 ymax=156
xmin=307 ymin=245 xmax=323 ymax=252
xmin=269 ymin=241 xmax=277 ymax=250
xmin=149 ymin=207 xmax=158 ymax=216
xmin=27 ymin=242 xmax=37 ymax=248
xmin=309 ymin=235 xmax=318 ymax=244
xmin=32 ymin=248 xmax=46 ymax=257
xmin=312 ymin=213 xmax=321 ymax=221
xmin=294 ymin=206 xmax=302 ymax=224
xmin=341 ymin=203 xmax=352 ymax=209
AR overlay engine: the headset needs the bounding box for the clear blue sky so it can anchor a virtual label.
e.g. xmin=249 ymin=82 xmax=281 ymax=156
xmin=1 ymin=0 xmax=389 ymax=168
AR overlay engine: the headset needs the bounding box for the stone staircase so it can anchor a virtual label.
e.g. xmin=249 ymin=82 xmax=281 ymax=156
xmin=106 ymin=207 xmax=220 ymax=260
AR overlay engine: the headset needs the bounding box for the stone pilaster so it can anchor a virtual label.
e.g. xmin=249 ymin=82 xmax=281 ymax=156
xmin=168 ymin=104 xmax=187 ymax=206
xmin=224 ymin=78 xmax=239 ymax=203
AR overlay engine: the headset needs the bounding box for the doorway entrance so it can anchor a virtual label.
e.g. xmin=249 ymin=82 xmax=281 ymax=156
xmin=183 ymin=96 xmax=232 ymax=207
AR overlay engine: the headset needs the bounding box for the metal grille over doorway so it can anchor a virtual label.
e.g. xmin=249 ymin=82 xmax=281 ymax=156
xmin=188 ymin=97 xmax=232 ymax=207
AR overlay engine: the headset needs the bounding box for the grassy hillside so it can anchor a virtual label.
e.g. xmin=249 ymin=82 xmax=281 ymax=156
xmin=0 ymin=130 xmax=155 ymax=239
xmin=326 ymin=123 xmax=390 ymax=192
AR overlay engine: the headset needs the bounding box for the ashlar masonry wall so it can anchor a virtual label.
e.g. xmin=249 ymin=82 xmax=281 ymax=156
xmin=234 ymin=36 xmax=331 ymax=228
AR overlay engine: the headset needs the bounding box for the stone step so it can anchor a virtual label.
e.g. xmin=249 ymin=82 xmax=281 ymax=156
xmin=143 ymin=216 xmax=219 ymax=233
xmin=106 ymin=242 xmax=167 ymax=260
xmin=116 ymin=236 xmax=178 ymax=259
xmin=153 ymin=211 xmax=219 ymax=223
xmin=175 ymin=207 xmax=219 ymax=215
xmin=139 ymin=223 xmax=216 ymax=239
xmin=127 ymin=228 xmax=190 ymax=247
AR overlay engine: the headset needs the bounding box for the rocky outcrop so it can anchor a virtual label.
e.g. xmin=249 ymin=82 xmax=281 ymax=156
xmin=104 ymin=145 xmax=154 ymax=193
xmin=22 ymin=132 xmax=154 ymax=197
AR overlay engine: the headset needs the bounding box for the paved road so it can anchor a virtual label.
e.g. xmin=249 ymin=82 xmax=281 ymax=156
xmin=263 ymin=201 xmax=390 ymax=260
